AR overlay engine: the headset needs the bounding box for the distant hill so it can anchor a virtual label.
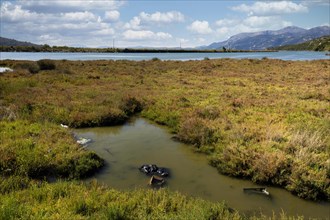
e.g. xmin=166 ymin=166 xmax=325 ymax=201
xmin=0 ymin=37 xmax=41 ymax=47
xmin=270 ymin=35 xmax=330 ymax=51
xmin=201 ymin=26 xmax=330 ymax=50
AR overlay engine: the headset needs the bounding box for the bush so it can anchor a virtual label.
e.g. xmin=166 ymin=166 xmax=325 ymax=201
xmin=27 ymin=63 xmax=40 ymax=74
xmin=14 ymin=62 xmax=40 ymax=74
xmin=120 ymin=96 xmax=143 ymax=115
xmin=178 ymin=117 xmax=217 ymax=147
xmin=210 ymin=144 xmax=255 ymax=177
xmin=71 ymin=152 xmax=104 ymax=178
xmin=251 ymin=150 xmax=290 ymax=184
xmin=37 ymin=59 xmax=56 ymax=70
xmin=151 ymin=57 xmax=160 ymax=61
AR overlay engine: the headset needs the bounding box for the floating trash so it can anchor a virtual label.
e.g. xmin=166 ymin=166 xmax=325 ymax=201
xmin=0 ymin=67 xmax=13 ymax=73
xmin=76 ymin=137 xmax=92 ymax=145
xmin=60 ymin=124 xmax=69 ymax=128
xmin=149 ymin=175 xmax=165 ymax=186
xmin=139 ymin=164 xmax=169 ymax=177
xmin=243 ymin=187 xmax=270 ymax=196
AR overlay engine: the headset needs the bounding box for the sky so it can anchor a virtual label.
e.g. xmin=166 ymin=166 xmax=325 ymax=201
xmin=1 ymin=0 xmax=329 ymax=48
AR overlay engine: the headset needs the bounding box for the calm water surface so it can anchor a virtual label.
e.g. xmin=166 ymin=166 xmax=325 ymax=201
xmin=75 ymin=118 xmax=329 ymax=219
xmin=1 ymin=51 xmax=329 ymax=61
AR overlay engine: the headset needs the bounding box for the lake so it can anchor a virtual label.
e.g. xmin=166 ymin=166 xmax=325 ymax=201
xmin=75 ymin=118 xmax=330 ymax=219
xmin=0 ymin=51 xmax=329 ymax=61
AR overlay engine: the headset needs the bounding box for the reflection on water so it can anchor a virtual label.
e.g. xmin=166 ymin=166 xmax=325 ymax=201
xmin=75 ymin=118 xmax=329 ymax=219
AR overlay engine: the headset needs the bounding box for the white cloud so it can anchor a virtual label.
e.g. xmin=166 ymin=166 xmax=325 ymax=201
xmin=215 ymin=19 xmax=239 ymax=27
xmin=123 ymin=30 xmax=172 ymax=40
xmin=124 ymin=11 xmax=185 ymax=30
xmin=18 ymin=0 xmax=125 ymax=13
xmin=93 ymin=28 xmax=115 ymax=36
xmin=216 ymin=27 xmax=230 ymax=35
xmin=0 ymin=1 xmax=117 ymax=46
xmin=139 ymin=11 xmax=184 ymax=23
xmin=62 ymin=11 xmax=98 ymax=22
xmin=124 ymin=16 xmax=142 ymax=30
xmin=104 ymin=10 xmax=120 ymax=22
xmin=232 ymin=1 xmax=308 ymax=16
xmin=243 ymin=16 xmax=292 ymax=29
xmin=215 ymin=16 xmax=292 ymax=40
xmin=1 ymin=2 xmax=39 ymax=22
xmin=187 ymin=20 xmax=213 ymax=34
xmin=1 ymin=2 xmax=100 ymax=24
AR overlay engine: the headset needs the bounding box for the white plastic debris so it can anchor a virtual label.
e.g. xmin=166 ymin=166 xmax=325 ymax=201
xmin=60 ymin=123 xmax=69 ymax=128
xmin=77 ymin=137 xmax=92 ymax=145
xmin=0 ymin=67 xmax=13 ymax=73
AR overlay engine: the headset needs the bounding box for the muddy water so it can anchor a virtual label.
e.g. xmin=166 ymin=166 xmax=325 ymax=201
xmin=75 ymin=118 xmax=329 ymax=219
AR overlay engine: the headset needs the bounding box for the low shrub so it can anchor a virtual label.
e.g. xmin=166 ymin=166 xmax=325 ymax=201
xmin=177 ymin=117 xmax=218 ymax=147
xmin=120 ymin=96 xmax=143 ymax=115
xmin=210 ymin=144 xmax=255 ymax=177
xmin=288 ymin=160 xmax=329 ymax=200
xmin=151 ymin=57 xmax=160 ymax=61
xmin=14 ymin=62 xmax=40 ymax=74
xmin=37 ymin=59 xmax=56 ymax=70
xmin=251 ymin=150 xmax=290 ymax=184
xmin=70 ymin=152 xmax=104 ymax=179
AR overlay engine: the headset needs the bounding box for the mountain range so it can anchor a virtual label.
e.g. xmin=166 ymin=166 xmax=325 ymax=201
xmin=201 ymin=26 xmax=330 ymax=50
xmin=1 ymin=25 xmax=330 ymax=51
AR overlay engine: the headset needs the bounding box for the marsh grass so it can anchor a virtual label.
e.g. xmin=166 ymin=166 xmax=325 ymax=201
xmin=0 ymin=180 xmax=242 ymax=219
xmin=0 ymin=120 xmax=104 ymax=181
xmin=0 ymin=58 xmax=329 ymax=207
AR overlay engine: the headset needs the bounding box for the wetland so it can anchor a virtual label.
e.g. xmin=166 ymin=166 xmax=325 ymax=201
xmin=0 ymin=58 xmax=329 ymax=219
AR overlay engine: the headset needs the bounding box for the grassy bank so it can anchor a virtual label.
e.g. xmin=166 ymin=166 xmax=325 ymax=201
xmin=0 ymin=180 xmax=246 ymax=220
xmin=0 ymin=58 xmax=329 ymax=216
xmin=0 ymin=119 xmax=104 ymax=193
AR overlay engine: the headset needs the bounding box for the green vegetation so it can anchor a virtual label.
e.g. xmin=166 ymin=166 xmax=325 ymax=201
xmin=270 ymin=35 xmax=330 ymax=51
xmin=0 ymin=58 xmax=329 ymax=219
xmin=0 ymin=119 xmax=104 ymax=186
xmin=0 ymin=181 xmax=246 ymax=220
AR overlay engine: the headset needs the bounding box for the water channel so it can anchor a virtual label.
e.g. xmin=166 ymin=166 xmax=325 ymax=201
xmin=75 ymin=117 xmax=329 ymax=219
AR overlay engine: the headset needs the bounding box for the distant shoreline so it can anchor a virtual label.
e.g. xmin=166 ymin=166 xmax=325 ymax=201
xmin=0 ymin=45 xmax=278 ymax=53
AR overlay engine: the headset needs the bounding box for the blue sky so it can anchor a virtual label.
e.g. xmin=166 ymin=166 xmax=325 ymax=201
xmin=1 ymin=0 xmax=329 ymax=48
